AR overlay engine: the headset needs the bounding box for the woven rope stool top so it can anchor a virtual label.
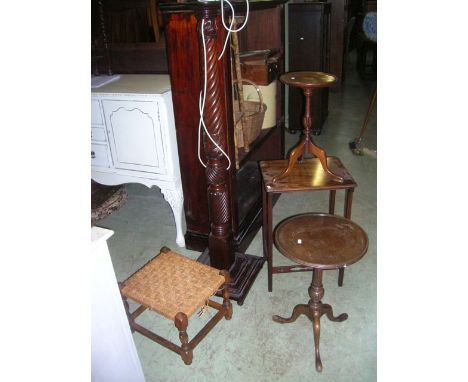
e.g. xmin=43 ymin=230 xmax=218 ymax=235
xmin=121 ymin=249 xmax=225 ymax=321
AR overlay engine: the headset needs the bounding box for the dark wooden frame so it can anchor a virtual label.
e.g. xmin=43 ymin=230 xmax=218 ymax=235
xmin=120 ymin=269 xmax=233 ymax=365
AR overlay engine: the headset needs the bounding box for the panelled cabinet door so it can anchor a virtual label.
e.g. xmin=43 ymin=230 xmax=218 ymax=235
xmin=102 ymin=99 xmax=167 ymax=174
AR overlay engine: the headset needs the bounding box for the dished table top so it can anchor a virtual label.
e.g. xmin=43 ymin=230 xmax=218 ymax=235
xmin=274 ymin=213 xmax=368 ymax=270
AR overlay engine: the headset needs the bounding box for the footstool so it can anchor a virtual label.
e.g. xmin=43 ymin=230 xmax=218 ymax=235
xmin=119 ymin=247 xmax=233 ymax=365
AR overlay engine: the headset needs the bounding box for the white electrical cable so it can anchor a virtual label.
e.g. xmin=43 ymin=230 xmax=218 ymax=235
xmin=218 ymin=1 xmax=235 ymax=59
xmin=218 ymin=0 xmax=250 ymax=59
xmin=221 ymin=0 xmax=250 ymax=33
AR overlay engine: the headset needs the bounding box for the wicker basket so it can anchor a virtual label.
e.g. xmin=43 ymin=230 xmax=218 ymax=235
xmin=233 ymin=79 xmax=267 ymax=151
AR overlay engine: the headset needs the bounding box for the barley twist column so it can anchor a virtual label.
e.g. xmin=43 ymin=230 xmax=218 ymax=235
xmin=197 ymin=6 xmax=234 ymax=270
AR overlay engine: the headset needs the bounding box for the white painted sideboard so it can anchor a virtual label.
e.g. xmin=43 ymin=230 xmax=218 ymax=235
xmin=91 ymin=75 xmax=185 ymax=247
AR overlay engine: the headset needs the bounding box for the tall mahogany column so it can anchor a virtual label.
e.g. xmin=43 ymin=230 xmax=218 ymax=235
xmin=196 ymin=5 xmax=235 ymax=270
xmin=163 ymin=2 xmax=265 ymax=305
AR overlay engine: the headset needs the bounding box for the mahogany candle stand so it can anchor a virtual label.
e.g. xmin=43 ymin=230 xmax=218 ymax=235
xmin=274 ymin=71 xmax=343 ymax=183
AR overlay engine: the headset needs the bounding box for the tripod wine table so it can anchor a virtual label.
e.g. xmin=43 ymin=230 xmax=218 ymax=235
xmin=272 ymin=213 xmax=368 ymax=372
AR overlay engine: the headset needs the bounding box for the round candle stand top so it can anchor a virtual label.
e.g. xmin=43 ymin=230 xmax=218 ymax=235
xmin=279 ymin=71 xmax=338 ymax=89
xmin=272 ymin=213 xmax=368 ymax=372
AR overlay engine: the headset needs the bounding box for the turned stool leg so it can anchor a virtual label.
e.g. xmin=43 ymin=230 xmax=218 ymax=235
xmin=175 ymin=312 xmax=193 ymax=365
xmin=220 ymin=270 xmax=233 ymax=320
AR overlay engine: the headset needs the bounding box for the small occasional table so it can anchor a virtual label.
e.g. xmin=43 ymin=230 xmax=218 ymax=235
xmin=261 ymin=157 xmax=357 ymax=291
xmin=272 ymin=213 xmax=368 ymax=372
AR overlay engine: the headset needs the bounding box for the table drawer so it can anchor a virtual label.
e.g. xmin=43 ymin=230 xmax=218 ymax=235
xmin=91 ymin=127 xmax=107 ymax=142
xmin=91 ymin=144 xmax=110 ymax=168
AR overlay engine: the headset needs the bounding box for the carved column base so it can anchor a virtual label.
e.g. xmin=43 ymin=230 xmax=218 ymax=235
xmin=198 ymin=250 xmax=265 ymax=306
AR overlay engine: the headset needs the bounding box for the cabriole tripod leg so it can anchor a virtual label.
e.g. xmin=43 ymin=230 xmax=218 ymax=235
xmin=320 ymin=303 xmax=348 ymax=322
xmin=272 ymin=304 xmax=309 ymax=324
xmin=309 ymin=269 xmax=324 ymax=372
xmin=313 ymin=311 xmax=323 ymax=372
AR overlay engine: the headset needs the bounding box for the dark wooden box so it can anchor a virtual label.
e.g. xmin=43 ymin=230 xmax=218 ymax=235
xmin=240 ymin=57 xmax=278 ymax=86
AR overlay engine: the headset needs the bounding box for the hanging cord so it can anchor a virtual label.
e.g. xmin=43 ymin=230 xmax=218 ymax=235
xmin=218 ymin=0 xmax=235 ymax=59
xmin=218 ymin=0 xmax=250 ymax=59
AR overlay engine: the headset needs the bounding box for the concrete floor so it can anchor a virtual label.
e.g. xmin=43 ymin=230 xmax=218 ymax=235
xmin=97 ymin=58 xmax=377 ymax=381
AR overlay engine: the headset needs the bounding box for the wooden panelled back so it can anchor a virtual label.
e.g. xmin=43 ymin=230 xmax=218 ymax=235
xmin=101 ymin=0 xmax=154 ymax=43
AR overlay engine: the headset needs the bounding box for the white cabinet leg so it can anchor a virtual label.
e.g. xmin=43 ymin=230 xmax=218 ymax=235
xmin=161 ymin=188 xmax=185 ymax=247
